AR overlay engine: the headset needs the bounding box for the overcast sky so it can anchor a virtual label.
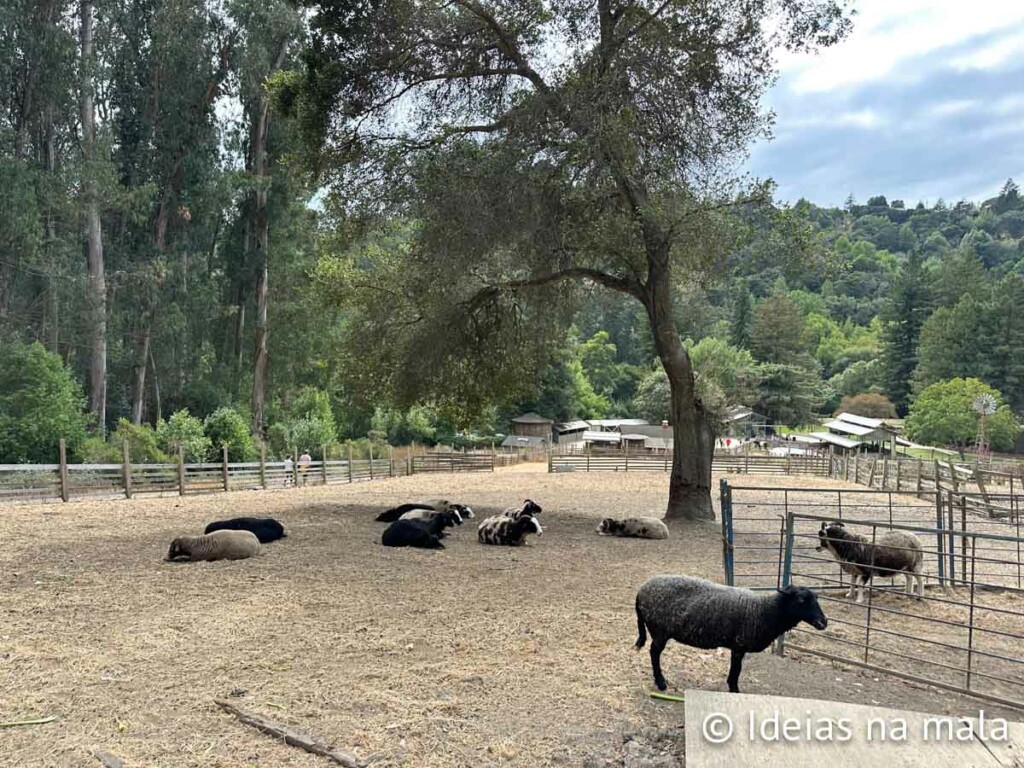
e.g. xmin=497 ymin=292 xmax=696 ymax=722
xmin=746 ymin=0 xmax=1024 ymax=207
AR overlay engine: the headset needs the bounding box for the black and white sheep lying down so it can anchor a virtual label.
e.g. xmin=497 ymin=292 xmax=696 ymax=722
xmin=381 ymin=513 xmax=460 ymax=550
xmin=500 ymin=499 xmax=542 ymax=519
xmin=375 ymin=499 xmax=452 ymax=522
xmin=635 ymin=575 xmax=828 ymax=693
xmin=597 ymin=517 xmax=669 ymax=539
xmin=477 ymin=512 xmax=543 ymax=546
xmin=204 ymin=516 xmax=287 ymax=543
xmin=816 ymin=521 xmax=925 ymax=603
xmin=166 ymin=530 xmax=261 ymax=562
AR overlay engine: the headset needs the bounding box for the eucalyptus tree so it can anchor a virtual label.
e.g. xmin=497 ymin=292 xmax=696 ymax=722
xmin=287 ymin=0 xmax=850 ymax=519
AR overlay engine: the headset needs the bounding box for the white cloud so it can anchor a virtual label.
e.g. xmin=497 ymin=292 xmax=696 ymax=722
xmin=776 ymin=0 xmax=1024 ymax=93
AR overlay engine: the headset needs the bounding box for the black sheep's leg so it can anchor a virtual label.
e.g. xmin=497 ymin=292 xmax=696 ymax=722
xmin=649 ymin=636 xmax=668 ymax=691
xmin=727 ymin=650 xmax=745 ymax=693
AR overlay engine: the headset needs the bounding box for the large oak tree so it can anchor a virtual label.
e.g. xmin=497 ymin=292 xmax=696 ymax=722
xmin=288 ymin=1 xmax=847 ymax=518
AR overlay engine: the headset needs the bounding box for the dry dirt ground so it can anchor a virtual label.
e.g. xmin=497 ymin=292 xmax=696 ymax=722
xmin=2 ymin=467 xmax=1022 ymax=768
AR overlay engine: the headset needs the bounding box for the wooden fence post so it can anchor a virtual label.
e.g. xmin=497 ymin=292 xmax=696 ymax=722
xmin=895 ymin=459 xmax=901 ymax=492
xmin=222 ymin=444 xmax=229 ymax=492
xmin=369 ymin=443 xmax=375 ymax=480
xmin=917 ymin=459 xmax=923 ymax=495
xmin=58 ymin=438 xmax=69 ymax=502
xmin=178 ymin=446 xmax=185 ymax=496
xmin=260 ymin=442 xmax=267 ymax=490
xmin=322 ymin=444 xmax=329 ymax=485
xmin=881 ymin=459 xmax=889 ymax=490
xmin=122 ymin=439 xmax=132 ymax=499
xmin=389 ymin=444 xmax=395 ymax=478
xmin=293 ymin=449 xmax=299 ymax=487
xmin=348 ymin=444 xmax=354 ymax=483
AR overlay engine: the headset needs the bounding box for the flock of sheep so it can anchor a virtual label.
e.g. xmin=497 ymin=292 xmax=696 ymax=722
xmin=163 ymin=495 xmax=927 ymax=695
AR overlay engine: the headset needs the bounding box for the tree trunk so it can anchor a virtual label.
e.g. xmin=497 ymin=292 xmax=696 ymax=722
xmin=644 ymin=263 xmax=715 ymax=521
xmin=132 ymin=198 xmax=168 ymax=424
xmin=249 ymin=95 xmax=273 ymax=437
xmin=81 ymin=0 xmax=107 ymax=435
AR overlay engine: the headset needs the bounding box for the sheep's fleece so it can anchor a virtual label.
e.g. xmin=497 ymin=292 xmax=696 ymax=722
xmin=166 ymin=529 xmax=260 ymax=562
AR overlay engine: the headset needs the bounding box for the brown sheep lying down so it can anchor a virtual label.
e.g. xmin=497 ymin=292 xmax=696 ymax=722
xmin=166 ymin=530 xmax=260 ymax=562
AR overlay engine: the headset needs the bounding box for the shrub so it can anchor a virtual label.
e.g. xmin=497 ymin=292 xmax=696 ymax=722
xmin=111 ymin=419 xmax=167 ymax=463
xmin=203 ymin=407 xmax=257 ymax=461
xmin=0 ymin=341 xmax=90 ymax=463
xmin=156 ymin=409 xmax=211 ymax=462
xmin=834 ymin=393 xmax=898 ymax=419
xmin=906 ymin=378 xmax=1018 ymax=452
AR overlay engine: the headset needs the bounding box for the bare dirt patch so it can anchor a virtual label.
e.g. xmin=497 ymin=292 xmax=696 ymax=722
xmin=1 ymin=469 xmax=1020 ymax=767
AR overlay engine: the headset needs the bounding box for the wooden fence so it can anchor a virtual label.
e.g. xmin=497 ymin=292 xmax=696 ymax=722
xmin=548 ymin=449 xmax=831 ymax=476
xmin=831 ymin=454 xmax=1024 ymax=520
xmin=0 ymin=442 xmax=507 ymax=505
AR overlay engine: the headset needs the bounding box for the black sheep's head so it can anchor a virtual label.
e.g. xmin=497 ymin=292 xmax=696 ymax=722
xmin=816 ymin=521 xmax=845 ymax=552
xmin=596 ymin=518 xmax=622 ymax=535
xmin=522 ymin=499 xmax=542 ymax=516
xmin=450 ymin=503 xmax=474 ymax=520
xmin=166 ymin=538 xmax=187 ymax=561
xmin=516 ymin=514 xmax=543 ymax=538
xmin=778 ymin=585 xmax=828 ymax=630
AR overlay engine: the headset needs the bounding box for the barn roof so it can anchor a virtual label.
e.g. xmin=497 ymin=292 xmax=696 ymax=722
xmin=555 ymin=420 xmax=590 ymax=433
xmin=583 ymin=430 xmax=621 ymax=443
xmin=511 ymin=412 xmax=554 ymax=424
xmin=501 ymin=435 xmax=548 ymax=448
xmin=809 ymin=432 xmax=860 ymax=449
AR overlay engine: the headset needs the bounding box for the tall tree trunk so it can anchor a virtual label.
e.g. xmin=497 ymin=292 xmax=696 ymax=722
xmin=81 ymin=0 xmax=107 ymax=435
xmin=149 ymin=346 xmax=162 ymax=423
xmin=644 ymin=262 xmax=715 ymax=521
xmin=44 ymin=105 xmax=59 ymax=353
xmin=132 ymin=199 xmax=167 ymax=424
xmin=248 ymin=94 xmax=274 ymax=437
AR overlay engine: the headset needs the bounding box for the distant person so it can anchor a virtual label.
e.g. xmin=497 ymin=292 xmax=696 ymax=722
xmin=299 ymin=450 xmax=312 ymax=485
xmin=283 ymin=456 xmax=293 ymax=486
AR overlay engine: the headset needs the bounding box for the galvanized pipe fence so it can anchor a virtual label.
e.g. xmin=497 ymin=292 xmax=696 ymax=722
xmin=720 ymin=480 xmax=1024 ymax=711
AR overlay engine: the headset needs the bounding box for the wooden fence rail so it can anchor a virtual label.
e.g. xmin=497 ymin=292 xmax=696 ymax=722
xmin=0 ymin=447 xmax=507 ymax=505
xmin=548 ymin=451 xmax=831 ymax=476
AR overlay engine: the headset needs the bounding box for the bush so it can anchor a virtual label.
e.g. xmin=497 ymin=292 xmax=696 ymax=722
xmin=834 ymin=393 xmax=897 ymax=419
xmin=203 ymin=407 xmax=257 ymax=461
xmin=906 ymin=378 xmax=1019 ymax=451
xmin=156 ymin=409 xmax=211 ymax=462
xmin=0 ymin=341 xmax=90 ymax=462
xmin=111 ymin=419 xmax=167 ymax=463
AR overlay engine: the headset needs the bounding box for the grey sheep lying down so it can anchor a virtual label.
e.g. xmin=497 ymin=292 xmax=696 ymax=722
xmin=635 ymin=575 xmax=828 ymax=693
xmin=166 ymin=530 xmax=261 ymax=562
xmin=596 ymin=517 xmax=669 ymax=539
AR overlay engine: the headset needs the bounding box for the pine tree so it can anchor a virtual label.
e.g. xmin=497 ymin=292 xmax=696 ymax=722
xmin=881 ymin=252 xmax=931 ymax=414
xmin=729 ymin=284 xmax=753 ymax=349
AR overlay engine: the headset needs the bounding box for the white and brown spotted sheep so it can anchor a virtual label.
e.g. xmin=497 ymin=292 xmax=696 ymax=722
xmin=478 ymin=513 xmax=543 ymax=546
xmin=597 ymin=517 xmax=669 ymax=540
xmin=166 ymin=530 xmax=260 ymax=562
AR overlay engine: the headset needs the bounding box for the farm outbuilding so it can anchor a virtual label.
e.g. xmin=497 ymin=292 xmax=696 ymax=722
xmin=510 ymin=412 xmax=555 ymax=439
xmin=725 ymin=405 xmax=770 ymax=438
xmin=555 ymin=420 xmax=590 ymax=444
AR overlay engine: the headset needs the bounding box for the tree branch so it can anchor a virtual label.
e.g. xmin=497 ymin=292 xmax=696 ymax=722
xmin=466 ymin=267 xmax=644 ymax=315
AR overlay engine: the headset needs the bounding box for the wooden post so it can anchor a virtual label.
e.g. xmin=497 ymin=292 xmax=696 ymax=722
xmin=222 ymin=444 xmax=229 ymax=492
xmin=322 ymin=445 xmax=329 ymax=485
xmin=546 ymin=443 xmax=552 ymax=473
xmin=293 ymin=448 xmax=299 ymax=487
xmin=587 ymin=441 xmax=591 ymax=472
xmin=881 ymin=459 xmax=889 ymax=490
xmin=369 ymin=443 xmax=374 ymax=480
xmin=58 ymin=438 xmax=69 ymax=502
xmin=348 ymin=444 xmax=354 ymax=483
xmin=389 ymin=444 xmax=395 ymax=477
xmin=178 ymin=446 xmax=185 ymax=496
xmin=917 ymin=459 xmax=923 ymax=495
xmin=260 ymin=442 xmax=267 ymax=489
xmin=895 ymin=459 xmax=901 ymax=492
xmin=122 ymin=439 xmax=132 ymax=499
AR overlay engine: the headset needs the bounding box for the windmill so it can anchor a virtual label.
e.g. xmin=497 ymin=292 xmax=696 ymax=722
xmin=973 ymin=393 xmax=997 ymax=458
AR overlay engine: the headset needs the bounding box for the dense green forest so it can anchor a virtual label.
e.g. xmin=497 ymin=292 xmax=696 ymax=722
xmin=0 ymin=1 xmax=1020 ymax=463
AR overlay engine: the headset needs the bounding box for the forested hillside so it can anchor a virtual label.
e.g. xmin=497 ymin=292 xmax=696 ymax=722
xmin=1 ymin=1 xmax=1021 ymax=460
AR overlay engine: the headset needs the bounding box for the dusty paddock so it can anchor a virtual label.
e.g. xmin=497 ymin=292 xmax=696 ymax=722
xmin=2 ymin=467 xmax=1022 ymax=768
